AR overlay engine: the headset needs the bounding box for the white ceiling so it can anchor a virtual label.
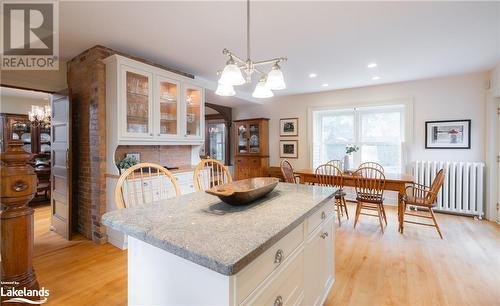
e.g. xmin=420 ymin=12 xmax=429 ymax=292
xmin=59 ymin=1 xmax=500 ymax=103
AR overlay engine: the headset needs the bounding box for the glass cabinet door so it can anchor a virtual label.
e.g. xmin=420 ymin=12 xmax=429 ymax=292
xmin=10 ymin=117 xmax=32 ymax=153
xmin=248 ymin=123 xmax=260 ymax=153
xmin=184 ymin=85 xmax=203 ymax=138
xmin=157 ymin=77 xmax=179 ymax=137
xmin=124 ymin=68 xmax=152 ymax=137
xmin=237 ymin=124 xmax=248 ymax=153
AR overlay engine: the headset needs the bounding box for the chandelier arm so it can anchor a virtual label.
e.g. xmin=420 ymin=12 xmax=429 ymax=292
xmin=253 ymin=57 xmax=288 ymax=66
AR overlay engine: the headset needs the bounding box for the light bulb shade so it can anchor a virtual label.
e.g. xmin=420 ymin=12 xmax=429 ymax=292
xmin=252 ymin=79 xmax=274 ymax=98
xmin=219 ymin=63 xmax=245 ymax=86
xmin=266 ymin=66 xmax=286 ymax=90
xmin=215 ymin=82 xmax=236 ymax=96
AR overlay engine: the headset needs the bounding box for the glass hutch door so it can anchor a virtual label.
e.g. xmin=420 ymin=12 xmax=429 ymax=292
xmin=183 ymin=85 xmax=203 ymax=139
xmin=248 ymin=123 xmax=261 ymax=153
xmin=156 ymin=76 xmax=180 ymax=138
xmin=237 ymin=123 xmax=248 ymax=153
xmin=123 ymin=66 xmax=153 ymax=138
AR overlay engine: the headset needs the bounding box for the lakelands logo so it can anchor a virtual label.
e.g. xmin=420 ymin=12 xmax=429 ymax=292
xmin=1 ymin=1 xmax=59 ymax=70
xmin=1 ymin=281 xmax=49 ymax=304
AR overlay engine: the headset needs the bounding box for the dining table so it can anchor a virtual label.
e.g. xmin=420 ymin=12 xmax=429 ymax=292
xmin=294 ymin=168 xmax=414 ymax=232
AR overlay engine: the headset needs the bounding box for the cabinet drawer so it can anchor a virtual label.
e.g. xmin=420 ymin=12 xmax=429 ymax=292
xmin=236 ymin=223 xmax=304 ymax=305
xmin=306 ymin=203 xmax=334 ymax=235
xmin=235 ymin=158 xmax=247 ymax=166
xmin=174 ymin=171 xmax=194 ymax=182
xmin=241 ymin=249 xmax=304 ymax=306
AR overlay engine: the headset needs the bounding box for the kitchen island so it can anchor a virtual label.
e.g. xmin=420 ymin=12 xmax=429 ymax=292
xmin=102 ymin=183 xmax=336 ymax=306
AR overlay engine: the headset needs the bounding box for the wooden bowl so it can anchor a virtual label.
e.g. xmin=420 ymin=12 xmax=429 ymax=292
xmin=205 ymin=177 xmax=279 ymax=205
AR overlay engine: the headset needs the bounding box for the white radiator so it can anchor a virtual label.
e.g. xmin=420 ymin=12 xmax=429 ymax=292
xmin=412 ymin=161 xmax=485 ymax=218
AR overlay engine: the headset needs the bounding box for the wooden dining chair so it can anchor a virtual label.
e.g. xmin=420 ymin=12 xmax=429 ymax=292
xmin=115 ymin=163 xmax=181 ymax=209
xmin=358 ymin=162 xmax=384 ymax=173
xmin=194 ymin=159 xmax=232 ymax=192
xmin=402 ymin=169 xmax=445 ymax=238
xmin=327 ymin=159 xmax=343 ymax=170
xmin=280 ymin=159 xmax=300 ymax=183
xmin=353 ymin=167 xmax=387 ymax=233
xmin=315 ymin=164 xmax=348 ymax=226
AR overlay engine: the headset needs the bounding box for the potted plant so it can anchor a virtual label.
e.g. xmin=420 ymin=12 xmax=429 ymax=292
xmin=116 ymin=155 xmax=138 ymax=174
xmin=344 ymin=144 xmax=359 ymax=171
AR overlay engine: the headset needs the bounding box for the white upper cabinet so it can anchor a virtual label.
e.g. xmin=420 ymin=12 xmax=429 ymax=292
xmin=104 ymin=55 xmax=204 ymax=145
xmin=183 ymin=84 xmax=204 ymax=139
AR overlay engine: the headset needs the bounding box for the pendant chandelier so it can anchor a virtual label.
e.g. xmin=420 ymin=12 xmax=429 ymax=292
xmin=215 ymin=0 xmax=287 ymax=98
xmin=28 ymin=105 xmax=51 ymax=126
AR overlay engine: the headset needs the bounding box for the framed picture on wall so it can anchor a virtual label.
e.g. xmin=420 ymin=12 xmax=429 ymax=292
xmin=280 ymin=118 xmax=299 ymax=136
xmin=425 ymin=119 xmax=471 ymax=149
xmin=280 ymin=140 xmax=298 ymax=158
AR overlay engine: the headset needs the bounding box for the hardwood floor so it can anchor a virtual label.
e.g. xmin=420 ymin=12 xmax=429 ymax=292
xmin=33 ymin=205 xmax=127 ymax=306
xmin=32 ymin=204 xmax=499 ymax=306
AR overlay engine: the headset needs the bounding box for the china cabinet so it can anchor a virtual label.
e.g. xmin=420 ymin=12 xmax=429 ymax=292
xmin=104 ymin=54 xmax=205 ymax=146
xmin=0 ymin=112 xmax=52 ymax=203
xmin=233 ymin=118 xmax=269 ymax=180
xmin=0 ymin=113 xmax=51 ymax=154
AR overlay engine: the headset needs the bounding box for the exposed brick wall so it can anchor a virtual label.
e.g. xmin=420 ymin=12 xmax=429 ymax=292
xmin=68 ymin=46 xmax=113 ymax=243
xmin=67 ymin=45 xmax=195 ymax=244
xmin=115 ymin=145 xmax=192 ymax=168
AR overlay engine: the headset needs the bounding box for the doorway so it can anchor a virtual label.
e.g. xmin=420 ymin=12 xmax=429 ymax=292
xmin=204 ymin=103 xmax=232 ymax=166
xmin=1 ymin=86 xmax=72 ymax=240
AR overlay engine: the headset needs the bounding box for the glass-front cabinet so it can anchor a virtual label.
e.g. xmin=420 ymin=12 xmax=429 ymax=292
xmin=184 ymin=85 xmax=203 ymax=139
xmin=234 ymin=119 xmax=268 ymax=156
xmin=123 ymin=67 xmax=153 ymax=138
xmin=107 ymin=55 xmax=205 ymax=144
xmin=156 ymin=76 xmax=180 ymax=139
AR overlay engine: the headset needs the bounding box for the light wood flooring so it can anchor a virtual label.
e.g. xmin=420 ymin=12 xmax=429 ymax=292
xmin=32 ymin=204 xmax=499 ymax=306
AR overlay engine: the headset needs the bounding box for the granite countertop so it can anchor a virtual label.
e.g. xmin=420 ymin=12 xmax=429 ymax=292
xmin=102 ymin=183 xmax=336 ymax=275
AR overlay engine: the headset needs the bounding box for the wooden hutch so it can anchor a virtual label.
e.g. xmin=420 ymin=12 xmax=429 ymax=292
xmin=0 ymin=113 xmax=52 ymax=202
xmin=233 ymin=118 xmax=269 ymax=180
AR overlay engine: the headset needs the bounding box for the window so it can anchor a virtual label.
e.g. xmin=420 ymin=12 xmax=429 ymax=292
xmin=312 ymin=104 xmax=406 ymax=172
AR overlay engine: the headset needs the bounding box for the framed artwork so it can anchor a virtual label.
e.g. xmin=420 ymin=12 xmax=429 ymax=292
xmin=280 ymin=118 xmax=299 ymax=136
xmin=126 ymin=153 xmax=141 ymax=162
xmin=280 ymin=140 xmax=298 ymax=158
xmin=425 ymin=120 xmax=471 ymax=149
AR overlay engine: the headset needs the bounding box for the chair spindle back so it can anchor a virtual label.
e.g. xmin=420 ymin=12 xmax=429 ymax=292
xmin=353 ymin=167 xmax=386 ymax=201
xmin=358 ymin=162 xmax=385 ymax=173
xmin=115 ymin=163 xmax=181 ymax=209
xmin=315 ymin=164 xmax=343 ymax=189
xmin=280 ymin=159 xmax=296 ymax=183
xmin=194 ymin=159 xmax=232 ymax=192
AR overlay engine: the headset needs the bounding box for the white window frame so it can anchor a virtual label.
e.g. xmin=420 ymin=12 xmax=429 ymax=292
xmin=308 ymin=98 xmax=414 ymax=172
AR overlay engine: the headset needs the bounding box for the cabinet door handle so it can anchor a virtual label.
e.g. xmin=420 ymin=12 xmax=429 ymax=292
xmin=321 ymin=211 xmax=326 ymax=220
xmin=320 ymin=232 xmax=329 ymax=239
xmin=274 ymin=249 xmax=284 ymax=264
xmin=274 ymin=295 xmax=283 ymax=306
xmin=149 ymin=133 xmax=153 ymax=136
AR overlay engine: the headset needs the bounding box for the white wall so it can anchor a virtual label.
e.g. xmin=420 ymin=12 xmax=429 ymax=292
xmin=234 ymin=72 xmax=489 ymax=170
xmin=0 ymin=95 xmax=50 ymax=114
xmin=0 ymin=61 xmax=67 ymax=93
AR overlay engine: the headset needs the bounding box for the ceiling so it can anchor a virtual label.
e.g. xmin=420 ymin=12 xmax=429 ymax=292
xmin=59 ymin=1 xmax=500 ymax=103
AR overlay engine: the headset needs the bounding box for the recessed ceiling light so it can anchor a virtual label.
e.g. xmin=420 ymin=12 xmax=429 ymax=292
xmin=371 ymin=76 xmax=380 ymax=80
xmin=309 ymin=73 xmax=317 ymax=78
xmin=321 ymin=83 xmax=329 ymax=87
xmin=367 ymin=62 xmax=378 ymax=68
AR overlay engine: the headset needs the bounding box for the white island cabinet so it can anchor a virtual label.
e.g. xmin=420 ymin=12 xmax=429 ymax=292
xmin=102 ymin=183 xmax=336 ymax=306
